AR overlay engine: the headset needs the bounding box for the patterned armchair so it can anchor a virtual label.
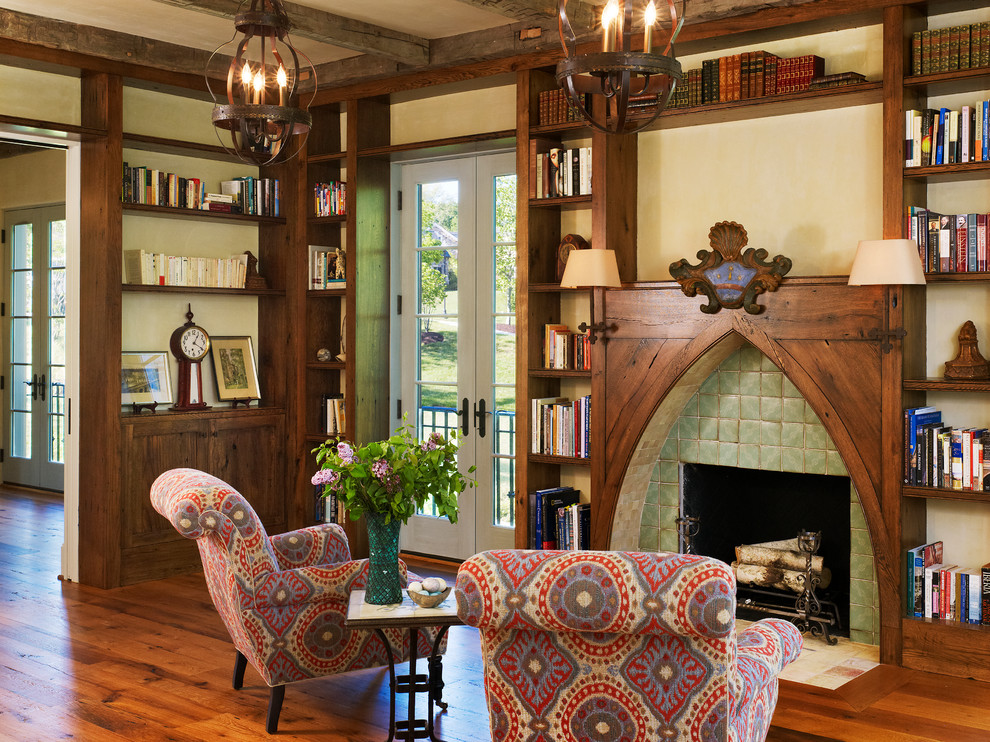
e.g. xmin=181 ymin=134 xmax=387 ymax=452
xmin=456 ymin=550 xmax=802 ymax=742
xmin=151 ymin=468 xmax=442 ymax=734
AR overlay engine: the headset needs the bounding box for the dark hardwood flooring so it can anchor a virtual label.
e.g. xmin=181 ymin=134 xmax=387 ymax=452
xmin=1 ymin=486 xmax=988 ymax=740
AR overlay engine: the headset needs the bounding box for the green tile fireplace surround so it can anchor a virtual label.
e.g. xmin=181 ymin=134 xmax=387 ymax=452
xmin=636 ymin=344 xmax=879 ymax=645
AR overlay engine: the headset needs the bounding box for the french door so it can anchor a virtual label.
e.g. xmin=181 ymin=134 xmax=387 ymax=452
xmin=3 ymin=205 xmax=66 ymax=491
xmin=398 ymin=153 xmax=517 ymax=560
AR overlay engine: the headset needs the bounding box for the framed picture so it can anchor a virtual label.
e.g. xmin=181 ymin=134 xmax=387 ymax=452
xmin=121 ymin=352 xmax=172 ymax=405
xmin=210 ymin=336 xmax=261 ymax=401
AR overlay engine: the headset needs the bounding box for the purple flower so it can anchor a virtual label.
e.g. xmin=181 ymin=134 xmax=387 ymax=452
xmin=421 ymin=432 xmax=446 ymax=451
xmin=311 ymin=468 xmax=340 ymax=487
xmin=386 ymin=473 xmax=401 ymax=495
xmin=371 ymin=458 xmax=392 ymax=482
xmin=337 ymin=441 xmax=356 ymax=463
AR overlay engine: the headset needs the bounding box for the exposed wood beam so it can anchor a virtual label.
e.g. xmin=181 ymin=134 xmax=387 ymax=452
xmin=146 ymin=0 xmax=430 ymax=65
xmin=0 ymin=8 xmax=213 ymax=87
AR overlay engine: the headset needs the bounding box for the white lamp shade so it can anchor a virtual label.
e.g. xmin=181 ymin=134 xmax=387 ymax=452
xmin=560 ymin=248 xmax=621 ymax=288
xmin=847 ymin=239 xmax=927 ymax=285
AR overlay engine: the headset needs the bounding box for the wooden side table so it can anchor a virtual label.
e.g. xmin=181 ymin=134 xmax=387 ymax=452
xmin=345 ymin=589 xmax=461 ymax=742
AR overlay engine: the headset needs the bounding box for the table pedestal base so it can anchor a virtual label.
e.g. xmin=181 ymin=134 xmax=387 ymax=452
xmin=378 ymin=625 xmax=451 ymax=742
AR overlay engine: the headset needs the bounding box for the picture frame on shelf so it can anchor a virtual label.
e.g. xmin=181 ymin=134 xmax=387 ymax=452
xmin=121 ymin=352 xmax=172 ymax=410
xmin=210 ymin=336 xmax=261 ymax=403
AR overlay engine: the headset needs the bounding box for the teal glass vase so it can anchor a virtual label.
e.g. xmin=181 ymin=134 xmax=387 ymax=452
xmin=365 ymin=511 xmax=402 ymax=604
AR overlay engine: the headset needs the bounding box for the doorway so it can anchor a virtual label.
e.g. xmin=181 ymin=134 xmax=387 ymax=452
xmin=3 ymin=204 xmax=66 ymax=491
xmin=397 ymin=153 xmax=516 ymax=560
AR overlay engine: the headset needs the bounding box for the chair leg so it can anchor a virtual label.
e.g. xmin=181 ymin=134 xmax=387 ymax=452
xmin=232 ymin=650 xmax=248 ymax=690
xmin=266 ymin=685 xmax=286 ymax=734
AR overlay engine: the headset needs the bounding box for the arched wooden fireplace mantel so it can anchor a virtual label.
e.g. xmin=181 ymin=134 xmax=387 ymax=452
xmin=593 ymin=276 xmax=907 ymax=664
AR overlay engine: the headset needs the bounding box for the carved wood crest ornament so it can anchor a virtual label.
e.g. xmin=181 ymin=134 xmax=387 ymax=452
xmin=669 ymin=222 xmax=792 ymax=314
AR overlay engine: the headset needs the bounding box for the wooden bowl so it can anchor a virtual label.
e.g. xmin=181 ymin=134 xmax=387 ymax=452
xmin=407 ymin=586 xmax=452 ymax=608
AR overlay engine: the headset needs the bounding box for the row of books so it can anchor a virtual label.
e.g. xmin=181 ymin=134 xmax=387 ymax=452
xmin=542 ymin=324 xmax=591 ymax=371
xmin=220 ymin=177 xmax=280 ymax=217
xmin=532 ymin=147 xmax=592 ymax=199
xmin=323 ymin=394 xmax=346 ymax=436
xmin=537 ymin=89 xmax=591 ymax=127
xmin=531 ymin=395 xmax=590 ymax=459
xmin=660 ymin=52 xmax=829 ymax=111
xmin=123 ymin=249 xmax=248 ymax=288
xmin=911 ymin=23 xmax=990 ymax=77
xmin=907 ymin=541 xmax=990 ymax=624
xmin=122 ymin=166 xmax=281 ymax=217
xmin=310 ymin=247 xmax=346 ymax=289
xmin=314 ymin=484 xmax=345 ymax=525
xmin=904 ymin=406 xmax=990 ymax=491
xmin=526 ymin=485 xmax=590 ymax=550
xmin=904 ymin=104 xmax=990 ymax=168
xmin=314 ymin=181 xmax=346 ymax=217
xmin=906 ymin=208 xmax=990 ymax=274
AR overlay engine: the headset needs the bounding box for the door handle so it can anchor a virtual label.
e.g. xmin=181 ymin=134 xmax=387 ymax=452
xmin=39 ymin=373 xmax=46 ymax=402
xmin=474 ymin=398 xmax=488 ymax=438
xmin=23 ymin=376 xmax=36 ymax=400
xmin=458 ymin=397 xmax=470 ymax=436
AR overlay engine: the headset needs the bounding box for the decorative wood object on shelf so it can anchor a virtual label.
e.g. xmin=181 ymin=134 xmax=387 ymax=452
xmin=943 ymin=320 xmax=990 ymax=380
xmin=669 ymin=221 xmax=792 ymax=314
xmin=556 ymin=233 xmax=589 ymax=282
xmin=243 ymin=250 xmax=267 ymax=290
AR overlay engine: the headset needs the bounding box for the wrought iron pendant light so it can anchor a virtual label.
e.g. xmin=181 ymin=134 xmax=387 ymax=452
xmin=208 ymin=0 xmax=316 ymax=165
xmin=556 ymin=0 xmax=683 ymax=134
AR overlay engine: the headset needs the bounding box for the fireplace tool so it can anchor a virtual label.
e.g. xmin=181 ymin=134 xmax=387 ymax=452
xmin=676 ymin=516 xmax=700 ymax=554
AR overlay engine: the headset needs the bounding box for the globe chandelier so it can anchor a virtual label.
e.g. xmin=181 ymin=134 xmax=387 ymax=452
xmin=207 ymin=0 xmax=316 ymax=165
xmin=556 ymin=0 xmax=684 ymax=134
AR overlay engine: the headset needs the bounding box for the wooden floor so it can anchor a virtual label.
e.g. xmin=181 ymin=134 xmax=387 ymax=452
xmin=2 ymin=487 xmax=989 ymax=741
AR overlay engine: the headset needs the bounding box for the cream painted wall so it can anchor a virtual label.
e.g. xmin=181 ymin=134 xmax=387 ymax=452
xmin=390 ymin=84 xmax=516 ymax=145
xmin=0 ymin=67 xmax=80 ymax=125
xmin=637 ymin=104 xmax=884 ymax=279
xmin=0 ymin=149 xmax=66 ymax=209
xmin=123 ymin=88 xmax=219 ymax=146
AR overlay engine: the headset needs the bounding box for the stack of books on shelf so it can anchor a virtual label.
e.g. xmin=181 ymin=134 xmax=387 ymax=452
xmin=121 ymin=166 xmax=280 ymax=216
xmin=659 ymin=52 xmax=846 ymax=112
xmin=543 ymin=324 xmax=591 ymax=371
xmin=537 ymin=89 xmax=591 ymax=126
xmin=904 ymin=406 xmax=990 ymax=491
xmin=323 ymin=394 xmax=346 ymax=435
xmin=310 ymin=247 xmax=346 ymax=289
xmin=314 ymin=484 xmax=344 ymax=524
xmin=123 ymin=249 xmax=248 ymax=288
xmin=526 ymin=485 xmax=590 ymax=550
xmin=314 ymin=181 xmax=346 ymax=217
xmin=905 ymin=104 xmax=990 ymax=168
xmin=531 ymin=146 xmax=592 ymax=199
xmin=906 ymin=540 xmax=990 ymax=624
xmin=912 ymin=23 xmax=990 ymax=76
xmin=531 ymin=395 xmax=590 ymax=458
xmin=220 ymin=177 xmax=280 ymax=216
xmin=906 ymin=207 xmax=990 ymax=274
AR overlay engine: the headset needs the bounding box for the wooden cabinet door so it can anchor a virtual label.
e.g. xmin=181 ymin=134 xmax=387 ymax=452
xmin=209 ymin=413 xmax=286 ymax=534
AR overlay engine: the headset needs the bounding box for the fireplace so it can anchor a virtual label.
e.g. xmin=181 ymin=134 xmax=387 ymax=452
xmin=614 ymin=337 xmax=879 ymax=645
xmin=680 ymin=462 xmax=851 ymax=637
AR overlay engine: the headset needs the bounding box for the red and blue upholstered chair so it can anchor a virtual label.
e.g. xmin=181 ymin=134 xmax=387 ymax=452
xmin=456 ymin=550 xmax=802 ymax=742
xmin=151 ymin=468 xmax=442 ymax=734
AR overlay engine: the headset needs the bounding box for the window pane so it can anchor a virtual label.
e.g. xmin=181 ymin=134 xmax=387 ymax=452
xmin=49 ymin=366 xmax=65 ymax=464
xmin=12 ymin=270 xmax=32 ymax=317
xmin=10 ymin=411 xmax=30 ymax=459
xmin=493 ymin=316 xmax=515 ymax=386
xmin=494 ymin=174 xmax=516 ymax=243
xmin=50 ymin=220 xmax=66 ymax=268
xmin=419 ymin=181 xmax=458 ymax=248
xmin=418 ymin=249 xmax=457 ymax=316
xmin=12 ymin=318 xmax=32 ymax=365
xmin=11 ymin=365 xmax=32 ymax=412
xmin=50 ymin=317 xmax=66 ymax=366
xmin=417 ymin=383 xmax=458 ymax=415
xmin=493 ymin=245 xmax=516 ymax=315
xmin=419 ymin=318 xmax=457 ymax=385
xmin=50 ymin=268 xmax=66 ymax=317
xmin=12 ymin=223 xmax=32 ymax=270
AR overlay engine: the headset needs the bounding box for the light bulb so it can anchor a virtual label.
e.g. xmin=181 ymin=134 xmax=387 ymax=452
xmin=240 ymin=62 xmax=252 ymax=86
xmin=253 ymin=71 xmax=264 ymax=92
xmin=644 ymin=0 xmax=656 ymax=52
xmin=602 ymin=0 xmax=619 ymax=52
xmin=276 ymin=65 xmax=288 ymax=88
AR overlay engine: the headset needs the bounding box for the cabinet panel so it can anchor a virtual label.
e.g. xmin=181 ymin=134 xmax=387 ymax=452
xmin=210 ymin=414 xmax=286 ymax=531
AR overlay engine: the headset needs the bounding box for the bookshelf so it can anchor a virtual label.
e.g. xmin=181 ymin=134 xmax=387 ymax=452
xmin=887 ymin=2 xmax=990 ymax=680
xmin=514 ymin=68 xmax=637 ymax=549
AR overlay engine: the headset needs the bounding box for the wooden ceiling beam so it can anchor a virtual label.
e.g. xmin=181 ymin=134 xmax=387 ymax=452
xmin=146 ymin=0 xmax=430 ymax=65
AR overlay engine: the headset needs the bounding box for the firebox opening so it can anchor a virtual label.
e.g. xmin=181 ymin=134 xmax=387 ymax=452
xmin=680 ymin=463 xmax=851 ymax=637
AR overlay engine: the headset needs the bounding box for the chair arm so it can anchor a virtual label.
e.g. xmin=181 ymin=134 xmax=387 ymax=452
xmin=735 ymin=619 xmax=803 ymax=690
xmin=254 ymin=558 xmax=413 ymax=608
xmin=269 ymin=523 xmax=352 ymax=569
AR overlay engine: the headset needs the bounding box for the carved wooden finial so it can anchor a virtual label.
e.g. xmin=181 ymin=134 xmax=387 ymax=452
xmin=244 ymin=250 xmax=268 ymax=290
xmin=943 ymin=320 xmax=990 ymax=380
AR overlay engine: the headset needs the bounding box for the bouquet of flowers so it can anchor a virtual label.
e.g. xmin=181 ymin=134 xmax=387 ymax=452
xmin=312 ymin=420 xmax=473 ymax=524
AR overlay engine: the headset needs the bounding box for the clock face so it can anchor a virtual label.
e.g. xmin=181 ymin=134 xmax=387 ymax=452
xmin=180 ymin=327 xmax=210 ymax=361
